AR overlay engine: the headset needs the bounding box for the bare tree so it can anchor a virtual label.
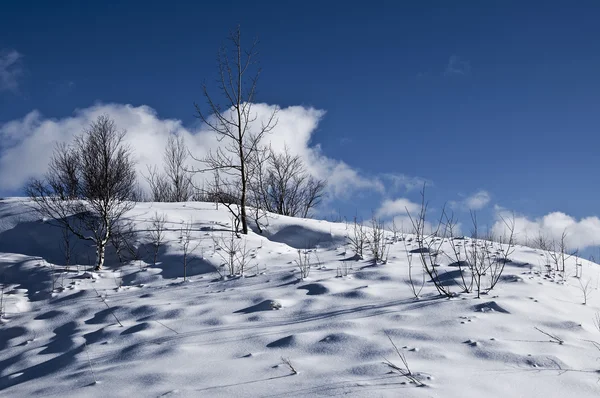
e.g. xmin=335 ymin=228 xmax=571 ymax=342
xmin=48 ymin=142 xmax=80 ymax=200
xmin=390 ymin=218 xmax=403 ymax=244
xmin=210 ymin=171 xmax=221 ymax=209
xmin=27 ymin=115 xmax=137 ymax=270
xmin=578 ymin=278 xmax=592 ymax=305
xmin=144 ymin=134 xmax=194 ymax=202
xmin=445 ymin=211 xmax=515 ymax=298
xmin=368 ymin=214 xmax=389 ymax=264
xmin=347 ymin=216 xmax=367 ymax=260
xmin=144 ymin=165 xmax=171 ymax=202
xmin=444 ymin=212 xmax=473 ymax=293
xmin=110 ymin=220 xmax=143 ymax=267
xmin=148 ymin=212 xmax=167 ymax=266
xmin=164 ymin=134 xmax=194 ymax=202
xmin=206 ymin=177 xmax=243 ymax=234
xmin=296 ymin=249 xmax=312 ymax=279
xmin=406 ymin=186 xmax=452 ymax=297
xmin=180 ymin=220 xmax=200 ymax=282
xmin=250 ymin=146 xmax=326 ymax=218
xmin=246 ymin=146 xmax=271 ymax=233
xmin=404 ymin=235 xmax=425 ymax=299
xmin=548 ymin=230 xmax=578 ymax=274
xmin=59 ymin=222 xmax=77 ymax=272
xmin=467 ymin=211 xmax=489 ymax=299
xmin=534 ymin=232 xmax=555 ymax=275
xmin=130 ymin=182 xmax=149 ymax=202
xmin=488 ymin=214 xmax=516 ymax=290
xmin=213 ymin=228 xmax=241 ymax=278
xmin=193 ymin=26 xmax=277 ymax=234
xmin=212 ymin=220 xmax=254 ymax=277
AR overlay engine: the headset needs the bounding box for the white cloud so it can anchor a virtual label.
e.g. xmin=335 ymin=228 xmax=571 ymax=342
xmin=466 ymin=191 xmax=491 ymax=210
xmin=375 ymin=198 xmax=420 ymax=218
xmin=379 ymin=173 xmax=430 ymax=193
xmin=444 ymin=55 xmax=471 ymax=76
xmin=492 ymin=206 xmax=600 ymax=250
xmin=376 ymin=198 xmax=460 ymax=236
xmin=450 ymin=190 xmax=491 ymax=211
xmin=0 ymin=49 xmax=23 ymax=93
xmin=465 ymin=190 xmax=491 ymax=210
xmin=0 ymin=103 xmax=385 ymax=199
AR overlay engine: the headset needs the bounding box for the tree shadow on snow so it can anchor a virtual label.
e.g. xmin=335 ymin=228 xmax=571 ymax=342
xmin=433 ymin=269 xmax=465 ymax=287
xmin=0 ymin=259 xmax=53 ymax=302
xmin=0 ymin=344 xmax=84 ymax=391
xmin=0 ymin=321 xmax=83 ymax=391
xmin=0 ymin=217 xmax=95 ymax=266
xmin=263 ymin=225 xmax=344 ymax=250
xmin=122 ymin=244 xmax=216 ymax=284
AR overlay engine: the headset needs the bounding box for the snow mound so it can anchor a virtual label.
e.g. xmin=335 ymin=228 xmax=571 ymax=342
xmin=0 ymin=199 xmax=599 ymax=397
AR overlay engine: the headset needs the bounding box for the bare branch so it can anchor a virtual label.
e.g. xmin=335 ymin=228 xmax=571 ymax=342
xmin=27 ymin=114 xmax=137 ymax=270
xmin=193 ymin=27 xmax=277 ymax=234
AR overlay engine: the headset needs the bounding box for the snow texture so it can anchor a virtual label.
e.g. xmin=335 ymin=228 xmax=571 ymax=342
xmin=0 ymin=198 xmax=599 ymax=397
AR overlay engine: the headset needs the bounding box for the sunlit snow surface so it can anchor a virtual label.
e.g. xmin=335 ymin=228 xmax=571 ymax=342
xmin=1 ymin=198 xmax=599 ymax=397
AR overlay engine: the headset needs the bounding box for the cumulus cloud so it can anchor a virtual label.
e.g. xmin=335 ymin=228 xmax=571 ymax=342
xmin=492 ymin=206 xmax=600 ymax=250
xmin=0 ymin=104 xmax=183 ymax=192
xmin=0 ymin=102 xmax=386 ymax=200
xmin=0 ymin=49 xmax=23 ymax=93
xmin=375 ymin=198 xmax=420 ymax=218
xmin=466 ymin=191 xmax=491 ymax=210
xmin=451 ymin=190 xmax=491 ymax=211
xmin=374 ymin=197 xmax=461 ymax=236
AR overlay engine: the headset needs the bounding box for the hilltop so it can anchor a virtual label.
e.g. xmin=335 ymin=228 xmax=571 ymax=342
xmin=0 ymin=198 xmax=599 ymax=397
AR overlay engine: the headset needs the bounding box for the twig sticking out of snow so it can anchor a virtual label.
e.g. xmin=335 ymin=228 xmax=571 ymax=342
xmin=534 ymin=327 xmax=564 ymax=345
xmin=347 ymin=216 xmax=367 ymax=260
xmin=154 ymin=320 xmax=178 ymax=334
xmin=577 ymin=278 xmax=593 ymax=305
xmin=295 ymin=249 xmax=314 ymax=280
xmin=281 ymin=356 xmax=297 ymax=375
xmin=84 ymin=341 xmax=98 ymax=384
xmin=383 ymin=333 xmax=426 ymax=387
xmin=0 ymin=283 xmax=5 ymax=319
xmin=94 ymin=289 xmax=123 ymax=327
xmin=588 ymin=340 xmax=600 ymax=353
xmin=404 ymin=236 xmax=424 ymax=299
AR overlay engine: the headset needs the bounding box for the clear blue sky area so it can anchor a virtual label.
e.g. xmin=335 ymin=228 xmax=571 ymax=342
xmin=1 ymin=0 xmax=599 ymax=241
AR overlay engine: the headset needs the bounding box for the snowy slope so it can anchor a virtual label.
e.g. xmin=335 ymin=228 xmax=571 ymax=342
xmin=1 ymin=198 xmax=599 ymax=397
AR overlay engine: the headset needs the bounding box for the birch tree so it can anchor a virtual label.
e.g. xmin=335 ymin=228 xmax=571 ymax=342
xmin=27 ymin=115 xmax=137 ymax=270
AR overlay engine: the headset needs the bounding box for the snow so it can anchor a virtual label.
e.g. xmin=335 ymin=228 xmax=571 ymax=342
xmin=1 ymin=197 xmax=599 ymax=397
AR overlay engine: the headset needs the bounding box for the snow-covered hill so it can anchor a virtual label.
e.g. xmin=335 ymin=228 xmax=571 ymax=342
xmin=1 ymin=198 xmax=599 ymax=397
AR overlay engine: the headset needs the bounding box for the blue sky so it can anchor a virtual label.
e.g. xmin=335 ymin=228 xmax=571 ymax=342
xmin=1 ymin=0 xmax=600 ymax=251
